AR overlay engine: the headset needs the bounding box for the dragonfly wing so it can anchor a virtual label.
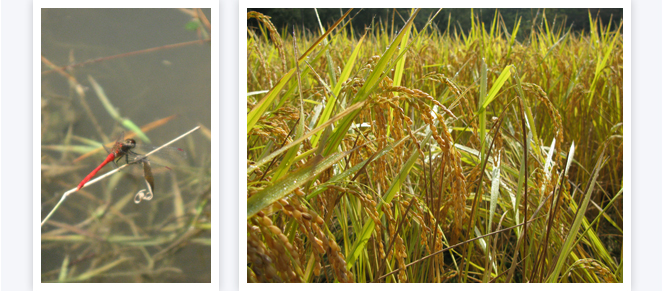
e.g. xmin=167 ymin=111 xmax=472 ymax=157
xmin=142 ymin=160 xmax=155 ymax=193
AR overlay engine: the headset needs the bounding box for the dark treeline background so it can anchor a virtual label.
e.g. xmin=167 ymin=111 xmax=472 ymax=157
xmin=248 ymin=8 xmax=623 ymax=39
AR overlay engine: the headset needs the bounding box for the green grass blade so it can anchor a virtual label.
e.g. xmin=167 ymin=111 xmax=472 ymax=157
xmin=73 ymin=257 xmax=131 ymax=281
xmin=311 ymin=34 xmax=366 ymax=147
xmin=87 ymin=75 xmax=150 ymax=143
xmin=247 ymin=150 xmax=351 ymax=219
xmin=270 ymin=35 xmax=308 ymax=181
xmin=587 ymin=21 xmax=622 ymax=106
xmin=505 ymin=17 xmax=521 ymax=61
xmin=314 ymin=8 xmax=337 ymax=87
xmin=478 ymin=65 xmax=512 ymax=115
xmin=479 ymin=58 xmax=488 ymax=160
xmin=58 ymin=255 xmax=70 ymax=282
xmin=546 ymin=149 xmax=606 ymax=282
xmin=392 ymin=23 xmax=411 ymax=90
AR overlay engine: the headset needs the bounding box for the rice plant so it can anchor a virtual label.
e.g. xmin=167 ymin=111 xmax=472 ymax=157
xmin=246 ymin=8 xmax=623 ymax=283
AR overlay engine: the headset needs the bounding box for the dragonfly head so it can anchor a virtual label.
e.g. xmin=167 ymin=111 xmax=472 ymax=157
xmin=123 ymin=139 xmax=137 ymax=150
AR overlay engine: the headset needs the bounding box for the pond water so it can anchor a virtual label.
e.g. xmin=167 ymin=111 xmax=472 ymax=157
xmin=41 ymin=8 xmax=212 ymax=283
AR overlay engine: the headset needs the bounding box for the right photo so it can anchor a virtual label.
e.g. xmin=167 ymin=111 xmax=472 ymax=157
xmin=245 ymin=8 xmax=625 ymax=283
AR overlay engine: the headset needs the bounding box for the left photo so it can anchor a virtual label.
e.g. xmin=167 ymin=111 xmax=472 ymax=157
xmin=38 ymin=8 xmax=213 ymax=283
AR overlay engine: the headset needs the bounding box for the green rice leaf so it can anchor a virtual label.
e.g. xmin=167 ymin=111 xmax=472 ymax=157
xmin=311 ymin=34 xmax=366 ymax=148
xmin=546 ymin=148 xmax=605 ymax=282
xmin=478 ymin=65 xmax=512 ymax=115
xmin=247 ymin=150 xmax=351 ymax=219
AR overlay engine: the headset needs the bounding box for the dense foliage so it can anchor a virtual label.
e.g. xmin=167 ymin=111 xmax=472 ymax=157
xmin=247 ymin=9 xmax=623 ymax=283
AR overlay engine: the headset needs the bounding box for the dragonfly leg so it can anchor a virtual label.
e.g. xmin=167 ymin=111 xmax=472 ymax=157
xmin=114 ymin=155 xmax=131 ymax=167
xmin=125 ymin=153 xmax=145 ymax=165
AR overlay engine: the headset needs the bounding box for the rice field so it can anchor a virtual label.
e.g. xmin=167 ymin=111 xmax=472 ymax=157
xmin=246 ymin=8 xmax=623 ymax=283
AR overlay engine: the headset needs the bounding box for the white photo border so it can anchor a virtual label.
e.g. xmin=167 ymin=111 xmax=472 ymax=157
xmin=33 ymin=1 xmax=220 ymax=290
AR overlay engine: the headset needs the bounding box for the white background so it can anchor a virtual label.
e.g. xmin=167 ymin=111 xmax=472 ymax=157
xmin=0 ymin=1 xmax=658 ymax=291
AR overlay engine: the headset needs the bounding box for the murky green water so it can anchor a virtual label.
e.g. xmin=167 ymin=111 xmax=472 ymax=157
xmin=41 ymin=8 xmax=211 ymax=283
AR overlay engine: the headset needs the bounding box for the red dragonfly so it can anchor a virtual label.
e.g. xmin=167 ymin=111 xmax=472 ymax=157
xmin=76 ymin=135 xmax=138 ymax=191
xmin=76 ymin=132 xmax=185 ymax=191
